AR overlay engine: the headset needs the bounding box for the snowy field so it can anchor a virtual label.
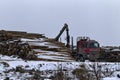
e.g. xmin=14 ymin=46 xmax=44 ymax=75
xmin=0 ymin=55 xmax=120 ymax=80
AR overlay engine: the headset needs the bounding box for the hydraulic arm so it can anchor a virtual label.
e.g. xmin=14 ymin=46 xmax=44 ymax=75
xmin=55 ymin=23 xmax=70 ymax=48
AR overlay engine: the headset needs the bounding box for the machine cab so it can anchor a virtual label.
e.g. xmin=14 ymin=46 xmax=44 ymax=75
xmin=77 ymin=37 xmax=100 ymax=54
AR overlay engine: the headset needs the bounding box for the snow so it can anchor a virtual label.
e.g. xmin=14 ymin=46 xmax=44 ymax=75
xmin=1 ymin=61 xmax=120 ymax=79
xmin=111 ymin=49 xmax=120 ymax=52
xmin=20 ymin=38 xmax=44 ymax=42
xmin=0 ymin=55 xmax=22 ymax=61
xmin=103 ymin=71 xmax=120 ymax=80
xmin=103 ymin=77 xmax=120 ymax=80
xmin=35 ymin=50 xmax=73 ymax=61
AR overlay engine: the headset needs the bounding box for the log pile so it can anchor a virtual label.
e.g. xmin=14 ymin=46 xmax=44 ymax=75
xmin=0 ymin=30 xmax=45 ymax=39
xmin=99 ymin=51 xmax=120 ymax=62
xmin=0 ymin=30 xmax=42 ymax=60
xmin=0 ymin=30 xmax=74 ymax=61
xmin=0 ymin=39 xmax=38 ymax=60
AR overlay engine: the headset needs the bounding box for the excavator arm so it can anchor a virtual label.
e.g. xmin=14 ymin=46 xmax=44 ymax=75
xmin=55 ymin=23 xmax=70 ymax=48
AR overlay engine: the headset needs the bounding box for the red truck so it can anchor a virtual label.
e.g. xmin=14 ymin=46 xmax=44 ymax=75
xmin=75 ymin=37 xmax=100 ymax=61
xmin=55 ymin=24 xmax=101 ymax=61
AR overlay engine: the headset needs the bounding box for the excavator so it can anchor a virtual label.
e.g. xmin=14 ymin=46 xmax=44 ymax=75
xmin=55 ymin=23 xmax=101 ymax=61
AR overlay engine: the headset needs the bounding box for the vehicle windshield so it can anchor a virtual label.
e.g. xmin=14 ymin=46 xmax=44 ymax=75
xmin=88 ymin=42 xmax=99 ymax=48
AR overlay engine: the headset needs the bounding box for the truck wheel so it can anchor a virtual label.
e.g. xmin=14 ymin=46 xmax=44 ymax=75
xmin=79 ymin=55 xmax=85 ymax=62
xmin=76 ymin=55 xmax=85 ymax=62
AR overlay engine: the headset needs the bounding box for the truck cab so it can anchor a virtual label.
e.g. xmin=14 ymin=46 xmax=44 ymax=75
xmin=76 ymin=37 xmax=100 ymax=61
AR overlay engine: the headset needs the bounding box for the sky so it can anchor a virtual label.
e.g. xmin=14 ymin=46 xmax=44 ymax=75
xmin=0 ymin=0 xmax=120 ymax=46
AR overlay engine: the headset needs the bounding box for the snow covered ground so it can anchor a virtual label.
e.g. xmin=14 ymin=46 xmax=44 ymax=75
xmin=0 ymin=55 xmax=22 ymax=61
xmin=0 ymin=55 xmax=120 ymax=80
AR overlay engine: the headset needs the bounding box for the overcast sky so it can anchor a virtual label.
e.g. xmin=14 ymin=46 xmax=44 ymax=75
xmin=0 ymin=0 xmax=120 ymax=46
